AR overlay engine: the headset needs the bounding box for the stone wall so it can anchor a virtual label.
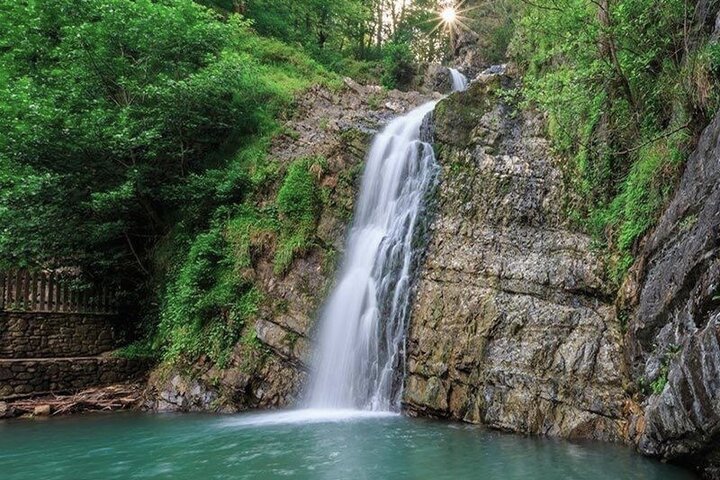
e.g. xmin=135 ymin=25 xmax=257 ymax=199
xmin=0 ymin=312 xmax=121 ymax=358
xmin=0 ymin=311 xmax=146 ymax=401
xmin=0 ymin=358 xmax=147 ymax=399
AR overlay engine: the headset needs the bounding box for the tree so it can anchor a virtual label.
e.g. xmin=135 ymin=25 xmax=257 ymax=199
xmin=0 ymin=0 xmax=271 ymax=283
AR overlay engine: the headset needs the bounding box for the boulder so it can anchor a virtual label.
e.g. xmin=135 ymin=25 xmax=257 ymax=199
xmin=423 ymin=64 xmax=453 ymax=93
xmin=33 ymin=404 xmax=51 ymax=416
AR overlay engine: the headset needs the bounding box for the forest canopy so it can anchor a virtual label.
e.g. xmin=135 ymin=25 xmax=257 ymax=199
xmin=0 ymin=0 xmax=470 ymax=282
xmin=2 ymin=1 xmax=300 ymax=277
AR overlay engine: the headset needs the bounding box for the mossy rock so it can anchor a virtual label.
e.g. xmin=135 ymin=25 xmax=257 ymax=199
xmin=434 ymin=76 xmax=503 ymax=148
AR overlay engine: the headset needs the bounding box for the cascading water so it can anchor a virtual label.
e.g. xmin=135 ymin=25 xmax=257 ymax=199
xmin=449 ymin=67 xmax=469 ymax=92
xmin=307 ymin=69 xmax=468 ymax=412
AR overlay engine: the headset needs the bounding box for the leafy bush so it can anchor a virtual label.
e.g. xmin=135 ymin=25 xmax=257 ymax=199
xmin=274 ymin=157 xmax=323 ymax=274
xmin=0 ymin=1 xmax=271 ymax=279
xmin=157 ymin=227 xmax=264 ymax=366
xmin=381 ymin=42 xmax=417 ymax=90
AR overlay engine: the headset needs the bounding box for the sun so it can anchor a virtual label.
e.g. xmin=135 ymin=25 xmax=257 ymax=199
xmin=428 ymin=1 xmax=476 ymax=46
xmin=440 ymin=6 xmax=457 ymax=24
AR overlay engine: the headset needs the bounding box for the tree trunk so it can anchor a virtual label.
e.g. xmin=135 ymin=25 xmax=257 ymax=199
xmin=232 ymin=0 xmax=245 ymax=14
xmin=376 ymin=0 xmax=384 ymax=48
xmin=597 ymin=0 xmax=638 ymax=125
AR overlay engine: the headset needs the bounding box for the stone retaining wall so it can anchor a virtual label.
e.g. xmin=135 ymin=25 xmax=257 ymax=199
xmin=0 ymin=312 xmax=121 ymax=358
xmin=0 ymin=357 xmax=147 ymax=399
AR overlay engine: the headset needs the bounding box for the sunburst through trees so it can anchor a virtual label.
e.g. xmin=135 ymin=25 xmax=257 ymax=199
xmin=431 ymin=1 xmax=475 ymax=49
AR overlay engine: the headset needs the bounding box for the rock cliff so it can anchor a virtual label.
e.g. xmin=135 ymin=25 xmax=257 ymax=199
xmin=402 ymin=74 xmax=629 ymax=442
xmin=403 ymin=71 xmax=720 ymax=478
xmin=623 ymin=110 xmax=720 ymax=477
xmin=145 ymin=67 xmax=720 ymax=478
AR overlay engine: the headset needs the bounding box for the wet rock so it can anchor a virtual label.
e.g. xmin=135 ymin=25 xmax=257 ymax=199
xmin=481 ymin=65 xmax=507 ymax=75
xmin=148 ymin=373 xmax=219 ymax=413
xmin=624 ymin=110 xmax=720 ymax=477
xmin=423 ymin=64 xmax=453 ymax=93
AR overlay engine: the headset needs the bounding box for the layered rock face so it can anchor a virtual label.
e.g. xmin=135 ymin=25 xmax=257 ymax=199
xmin=146 ymin=81 xmax=438 ymax=412
xmin=623 ymin=111 xmax=720 ymax=477
xmin=403 ymin=75 xmax=629 ymax=441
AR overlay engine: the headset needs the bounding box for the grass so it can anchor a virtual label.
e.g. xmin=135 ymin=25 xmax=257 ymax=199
xmin=587 ymin=133 xmax=687 ymax=282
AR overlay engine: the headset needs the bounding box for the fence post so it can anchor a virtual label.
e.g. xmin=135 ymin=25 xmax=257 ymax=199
xmin=22 ymin=270 xmax=30 ymax=311
xmin=30 ymin=271 xmax=37 ymax=311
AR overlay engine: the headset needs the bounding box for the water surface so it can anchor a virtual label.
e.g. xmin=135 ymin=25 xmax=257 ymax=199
xmin=0 ymin=411 xmax=695 ymax=479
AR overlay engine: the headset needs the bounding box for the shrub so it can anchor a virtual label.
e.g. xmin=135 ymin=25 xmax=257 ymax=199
xmin=158 ymin=227 xmax=264 ymax=367
xmin=381 ymin=42 xmax=416 ymax=90
xmin=511 ymin=0 xmax=714 ymax=283
xmin=274 ymin=157 xmax=323 ymax=274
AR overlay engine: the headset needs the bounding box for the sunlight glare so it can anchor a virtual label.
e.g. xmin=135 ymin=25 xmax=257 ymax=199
xmin=440 ymin=6 xmax=457 ymax=24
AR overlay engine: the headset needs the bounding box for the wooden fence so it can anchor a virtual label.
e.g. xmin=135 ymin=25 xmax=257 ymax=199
xmin=0 ymin=270 xmax=118 ymax=314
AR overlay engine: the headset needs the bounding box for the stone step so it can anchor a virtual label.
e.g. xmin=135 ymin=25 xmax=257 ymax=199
xmin=0 ymin=356 xmax=148 ymax=400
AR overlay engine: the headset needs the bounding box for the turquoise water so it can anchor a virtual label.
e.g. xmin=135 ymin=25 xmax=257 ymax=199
xmin=0 ymin=410 xmax=695 ymax=480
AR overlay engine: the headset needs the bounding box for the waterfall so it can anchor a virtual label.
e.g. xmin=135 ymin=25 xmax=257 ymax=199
xmin=306 ymin=72 xmax=468 ymax=412
xmin=449 ymin=68 xmax=468 ymax=92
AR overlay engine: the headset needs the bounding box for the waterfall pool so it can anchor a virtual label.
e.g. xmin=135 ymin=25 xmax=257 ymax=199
xmin=0 ymin=411 xmax=695 ymax=479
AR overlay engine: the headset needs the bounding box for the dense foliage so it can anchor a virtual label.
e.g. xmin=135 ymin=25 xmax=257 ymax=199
xmin=1 ymin=0 xmax=244 ymax=273
xmin=0 ymin=0 xmax=338 ymax=362
xmin=511 ymin=0 xmax=720 ymax=280
xmin=2 ymin=0 xmax=461 ymax=365
xmin=197 ymin=0 xmax=461 ymax=86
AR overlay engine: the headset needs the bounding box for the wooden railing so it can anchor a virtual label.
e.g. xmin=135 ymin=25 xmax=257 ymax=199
xmin=0 ymin=270 xmax=118 ymax=314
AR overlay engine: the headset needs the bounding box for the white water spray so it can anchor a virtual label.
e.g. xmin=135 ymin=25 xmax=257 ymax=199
xmin=306 ymin=70 xmax=468 ymax=412
xmin=449 ymin=68 xmax=469 ymax=92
